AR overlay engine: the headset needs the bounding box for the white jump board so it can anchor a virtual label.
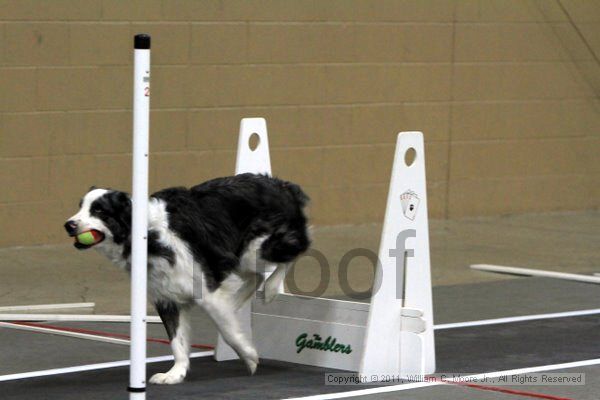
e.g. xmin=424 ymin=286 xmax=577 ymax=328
xmin=251 ymin=294 xmax=425 ymax=371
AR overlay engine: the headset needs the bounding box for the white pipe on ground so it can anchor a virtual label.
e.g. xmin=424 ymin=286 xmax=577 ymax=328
xmin=0 ymin=303 xmax=95 ymax=312
xmin=470 ymin=264 xmax=600 ymax=284
xmin=0 ymin=322 xmax=130 ymax=345
xmin=0 ymin=314 xmax=161 ymax=323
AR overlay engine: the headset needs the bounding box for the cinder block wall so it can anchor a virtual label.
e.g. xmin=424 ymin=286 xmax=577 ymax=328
xmin=1 ymin=0 xmax=599 ymax=246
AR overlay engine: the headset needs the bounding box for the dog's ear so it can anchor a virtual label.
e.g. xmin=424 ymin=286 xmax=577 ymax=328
xmin=88 ymin=185 xmax=97 ymax=192
xmin=113 ymin=190 xmax=130 ymax=203
xmin=105 ymin=191 xmax=132 ymax=244
xmin=110 ymin=191 xmax=131 ymax=214
xmin=115 ymin=191 xmax=132 ymax=228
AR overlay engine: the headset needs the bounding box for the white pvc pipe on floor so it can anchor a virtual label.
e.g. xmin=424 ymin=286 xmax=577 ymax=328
xmin=130 ymin=33 xmax=151 ymax=400
xmin=471 ymin=264 xmax=600 ymax=284
xmin=0 ymin=322 xmax=130 ymax=346
xmin=0 ymin=314 xmax=161 ymax=323
xmin=0 ymin=302 xmax=95 ymax=312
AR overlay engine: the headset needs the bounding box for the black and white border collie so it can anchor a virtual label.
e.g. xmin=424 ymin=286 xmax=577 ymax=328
xmin=64 ymin=173 xmax=310 ymax=384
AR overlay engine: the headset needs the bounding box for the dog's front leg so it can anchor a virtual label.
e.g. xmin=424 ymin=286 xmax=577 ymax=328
xmin=150 ymin=301 xmax=191 ymax=385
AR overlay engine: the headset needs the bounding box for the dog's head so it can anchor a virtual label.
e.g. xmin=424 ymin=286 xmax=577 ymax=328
xmin=64 ymin=187 xmax=131 ymax=250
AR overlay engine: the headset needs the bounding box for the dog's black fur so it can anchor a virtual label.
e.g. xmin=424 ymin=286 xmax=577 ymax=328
xmin=82 ymin=173 xmax=310 ymax=290
xmin=66 ymin=173 xmax=311 ymax=382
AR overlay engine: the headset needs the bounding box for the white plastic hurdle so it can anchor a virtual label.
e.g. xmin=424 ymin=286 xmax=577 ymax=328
xmin=216 ymin=118 xmax=435 ymax=378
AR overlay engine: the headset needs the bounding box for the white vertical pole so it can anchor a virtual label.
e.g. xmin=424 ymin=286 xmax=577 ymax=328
xmin=129 ymin=33 xmax=150 ymax=399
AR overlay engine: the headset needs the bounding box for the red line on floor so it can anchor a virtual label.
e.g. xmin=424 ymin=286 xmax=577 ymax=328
xmin=12 ymin=321 xmax=214 ymax=350
xmin=445 ymin=379 xmax=574 ymax=400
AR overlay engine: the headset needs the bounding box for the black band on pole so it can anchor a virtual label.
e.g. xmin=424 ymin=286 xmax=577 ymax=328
xmin=127 ymin=386 xmax=146 ymax=393
xmin=134 ymin=34 xmax=151 ymax=49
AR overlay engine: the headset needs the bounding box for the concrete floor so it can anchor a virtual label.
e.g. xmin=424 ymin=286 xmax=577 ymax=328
xmin=2 ymin=275 xmax=598 ymax=377
xmin=0 ymin=211 xmax=598 ymax=313
xmin=1 ymin=277 xmax=599 ymax=399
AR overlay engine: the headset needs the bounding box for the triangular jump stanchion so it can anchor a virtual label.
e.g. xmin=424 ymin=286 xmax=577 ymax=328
xmin=234 ymin=118 xmax=272 ymax=175
xmin=360 ymin=131 xmax=435 ymax=378
xmin=215 ymin=121 xmax=436 ymax=378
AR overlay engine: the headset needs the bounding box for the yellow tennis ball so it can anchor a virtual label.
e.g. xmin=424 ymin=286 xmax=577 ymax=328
xmin=77 ymin=231 xmax=97 ymax=245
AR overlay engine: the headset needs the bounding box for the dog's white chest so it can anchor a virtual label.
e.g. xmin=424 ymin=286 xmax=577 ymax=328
xmin=148 ymin=257 xmax=197 ymax=304
xmin=146 ymin=199 xmax=203 ymax=304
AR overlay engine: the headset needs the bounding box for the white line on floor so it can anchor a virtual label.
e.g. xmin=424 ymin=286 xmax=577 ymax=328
xmin=435 ymin=308 xmax=600 ymax=330
xmin=0 ymin=351 xmax=214 ymax=382
xmin=284 ymin=358 xmax=600 ymax=400
xmin=1 ymin=308 xmax=599 ymax=382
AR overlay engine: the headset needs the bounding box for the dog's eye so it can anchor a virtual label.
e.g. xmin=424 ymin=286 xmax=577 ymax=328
xmin=92 ymin=207 xmax=104 ymax=214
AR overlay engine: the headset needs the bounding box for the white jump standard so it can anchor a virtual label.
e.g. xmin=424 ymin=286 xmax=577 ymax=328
xmin=217 ymin=119 xmax=436 ymax=378
xmin=129 ymin=33 xmax=151 ymax=399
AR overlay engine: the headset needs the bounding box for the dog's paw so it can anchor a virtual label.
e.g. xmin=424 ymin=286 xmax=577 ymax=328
xmin=245 ymin=358 xmax=258 ymax=375
xmin=233 ymin=296 xmax=251 ymax=310
xmin=149 ymin=370 xmax=186 ymax=385
xmin=263 ymin=286 xmax=278 ymax=303
xmin=263 ymin=279 xmax=280 ymax=303
xmin=243 ymin=348 xmax=259 ymax=375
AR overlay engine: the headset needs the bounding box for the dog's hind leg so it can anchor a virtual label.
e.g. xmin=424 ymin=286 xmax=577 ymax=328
xmin=150 ymin=301 xmax=191 ymax=385
xmin=233 ymin=272 xmax=264 ymax=310
xmin=234 ymin=236 xmax=270 ymax=309
xmin=202 ymin=284 xmax=259 ymax=374
xmin=263 ymin=263 xmax=290 ymax=303
xmin=259 ymin=225 xmax=310 ymax=303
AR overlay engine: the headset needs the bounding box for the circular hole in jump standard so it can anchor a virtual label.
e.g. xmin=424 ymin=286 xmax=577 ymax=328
xmin=404 ymin=147 xmax=417 ymax=166
xmin=248 ymin=133 xmax=260 ymax=151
